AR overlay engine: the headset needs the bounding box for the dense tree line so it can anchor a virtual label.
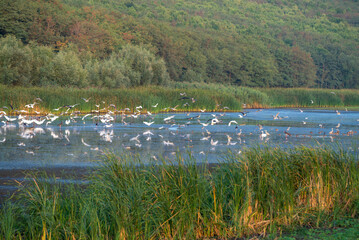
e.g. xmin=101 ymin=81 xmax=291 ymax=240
xmin=0 ymin=0 xmax=358 ymax=88
xmin=0 ymin=35 xmax=169 ymax=87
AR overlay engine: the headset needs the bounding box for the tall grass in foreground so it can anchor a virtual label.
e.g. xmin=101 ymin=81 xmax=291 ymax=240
xmin=1 ymin=146 xmax=358 ymax=239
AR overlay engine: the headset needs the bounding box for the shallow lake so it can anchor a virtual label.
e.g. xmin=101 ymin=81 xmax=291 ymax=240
xmin=1 ymin=108 xmax=359 ymax=169
xmin=1 ymin=108 xmax=358 ymax=200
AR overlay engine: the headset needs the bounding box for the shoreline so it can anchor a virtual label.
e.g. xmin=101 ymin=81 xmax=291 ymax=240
xmin=2 ymin=106 xmax=359 ymax=117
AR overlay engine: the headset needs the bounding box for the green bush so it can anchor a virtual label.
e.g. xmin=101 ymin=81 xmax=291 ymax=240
xmin=0 ymin=35 xmax=33 ymax=86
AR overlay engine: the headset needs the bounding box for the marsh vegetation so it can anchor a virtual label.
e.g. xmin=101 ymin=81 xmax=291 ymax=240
xmin=1 ymin=146 xmax=358 ymax=239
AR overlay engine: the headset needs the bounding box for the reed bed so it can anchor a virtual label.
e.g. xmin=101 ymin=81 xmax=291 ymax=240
xmin=262 ymin=88 xmax=359 ymax=108
xmin=0 ymin=146 xmax=358 ymax=239
xmin=1 ymin=84 xmax=359 ymax=115
xmin=170 ymin=82 xmax=271 ymax=108
xmin=170 ymin=82 xmax=359 ymax=109
xmin=0 ymin=84 xmax=241 ymax=114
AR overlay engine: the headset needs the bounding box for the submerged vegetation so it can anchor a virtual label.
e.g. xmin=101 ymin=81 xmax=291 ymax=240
xmin=0 ymin=146 xmax=358 ymax=239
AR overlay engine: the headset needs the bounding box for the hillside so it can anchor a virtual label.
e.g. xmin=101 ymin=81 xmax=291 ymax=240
xmin=0 ymin=0 xmax=358 ymax=88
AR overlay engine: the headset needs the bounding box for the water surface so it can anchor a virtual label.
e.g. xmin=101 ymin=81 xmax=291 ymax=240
xmin=1 ymin=108 xmax=358 ymax=201
xmin=1 ymin=108 xmax=358 ymax=169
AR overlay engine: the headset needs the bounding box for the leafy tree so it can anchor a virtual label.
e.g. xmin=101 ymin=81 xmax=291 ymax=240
xmin=289 ymin=46 xmax=316 ymax=87
xmin=0 ymin=0 xmax=33 ymax=42
xmin=86 ymin=57 xmax=131 ymax=88
xmin=118 ymin=44 xmax=170 ymax=86
xmin=50 ymin=50 xmax=88 ymax=87
xmin=29 ymin=43 xmax=54 ymax=86
xmin=1 ymin=0 xmax=358 ymax=89
xmin=0 ymin=35 xmax=33 ymax=85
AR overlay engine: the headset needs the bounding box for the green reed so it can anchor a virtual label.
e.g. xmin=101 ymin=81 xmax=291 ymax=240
xmin=262 ymin=88 xmax=359 ymax=108
xmin=1 ymin=146 xmax=358 ymax=239
xmin=0 ymin=84 xmax=241 ymax=114
xmin=1 ymin=84 xmax=359 ymax=115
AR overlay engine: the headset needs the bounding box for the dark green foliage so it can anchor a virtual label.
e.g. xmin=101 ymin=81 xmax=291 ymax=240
xmin=0 ymin=36 xmax=169 ymax=88
xmin=0 ymin=35 xmax=33 ymax=86
xmin=0 ymin=0 xmax=358 ymax=88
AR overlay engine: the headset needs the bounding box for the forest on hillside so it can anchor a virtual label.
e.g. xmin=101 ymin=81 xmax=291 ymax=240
xmin=0 ymin=0 xmax=358 ymax=89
